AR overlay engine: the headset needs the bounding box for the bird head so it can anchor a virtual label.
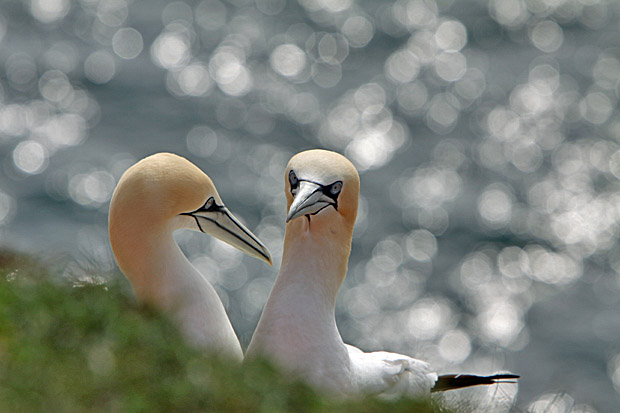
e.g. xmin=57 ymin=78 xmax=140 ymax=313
xmin=109 ymin=152 xmax=272 ymax=265
xmin=284 ymin=149 xmax=359 ymax=231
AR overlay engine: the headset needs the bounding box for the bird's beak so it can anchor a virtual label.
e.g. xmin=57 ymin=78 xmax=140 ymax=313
xmin=185 ymin=205 xmax=272 ymax=265
xmin=286 ymin=181 xmax=334 ymax=223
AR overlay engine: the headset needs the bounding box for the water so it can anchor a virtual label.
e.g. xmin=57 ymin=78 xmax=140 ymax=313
xmin=1 ymin=0 xmax=619 ymax=410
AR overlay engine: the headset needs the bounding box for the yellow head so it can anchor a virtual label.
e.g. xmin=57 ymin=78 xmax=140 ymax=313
xmin=284 ymin=149 xmax=359 ymax=233
xmin=109 ymin=152 xmax=272 ymax=266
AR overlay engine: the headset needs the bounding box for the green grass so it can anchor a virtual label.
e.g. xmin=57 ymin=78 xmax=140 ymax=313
xmin=0 ymin=251 xmax=447 ymax=412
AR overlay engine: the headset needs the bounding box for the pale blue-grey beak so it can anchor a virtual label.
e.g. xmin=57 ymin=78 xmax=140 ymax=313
xmin=286 ymin=181 xmax=335 ymax=223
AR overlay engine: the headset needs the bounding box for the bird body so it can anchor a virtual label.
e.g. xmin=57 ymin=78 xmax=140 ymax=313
xmin=247 ymin=149 xmax=517 ymax=399
xmin=109 ymin=153 xmax=271 ymax=360
xmin=247 ymin=149 xmax=436 ymax=396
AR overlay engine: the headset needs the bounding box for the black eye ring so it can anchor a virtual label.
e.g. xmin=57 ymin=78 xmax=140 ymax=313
xmin=203 ymin=197 xmax=218 ymax=211
xmin=289 ymin=170 xmax=299 ymax=188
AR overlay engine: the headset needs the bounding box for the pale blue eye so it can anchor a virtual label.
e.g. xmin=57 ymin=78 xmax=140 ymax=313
xmin=289 ymin=170 xmax=299 ymax=188
xmin=330 ymin=181 xmax=342 ymax=195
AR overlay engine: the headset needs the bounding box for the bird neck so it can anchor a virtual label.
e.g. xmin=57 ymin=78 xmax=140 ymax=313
xmin=109 ymin=218 xmax=243 ymax=359
xmin=282 ymin=215 xmax=352 ymax=306
xmin=250 ymin=215 xmax=353 ymax=350
xmin=246 ymin=214 xmax=355 ymax=382
xmin=111 ymin=220 xmax=180 ymax=304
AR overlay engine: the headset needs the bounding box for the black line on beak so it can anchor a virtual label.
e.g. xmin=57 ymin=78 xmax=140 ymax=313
xmin=180 ymin=198 xmax=269 ymax=262
xmin=295 ymin=178 xmax=342 ymax=212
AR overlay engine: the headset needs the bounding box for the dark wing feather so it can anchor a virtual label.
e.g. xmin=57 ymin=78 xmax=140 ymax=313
xmin=431 ymin=374 xmax=520 ymax=392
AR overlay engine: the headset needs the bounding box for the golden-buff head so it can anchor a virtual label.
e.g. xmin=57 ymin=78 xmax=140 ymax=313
xmin=284 ymin=149 xmax=359 ymax=230
xmin=109 ymin=152 xmax=272 ymax=266
xmin=110 ymin=153 xmax=221 ymax=225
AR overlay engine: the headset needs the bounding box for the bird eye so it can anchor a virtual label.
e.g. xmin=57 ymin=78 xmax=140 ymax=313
xmin=330 ymin=181 xmax=342 ymax=195
xmin=204 ymin=197 xmax=214 ymax=209
xmin=289 ymin=170 xmax=299 ymax=190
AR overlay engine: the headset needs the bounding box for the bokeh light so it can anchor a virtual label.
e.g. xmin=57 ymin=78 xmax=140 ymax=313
xmin=69 ymin=170 xmax=116 ymax=207
xmin=341 ymin=16 xmax=374 ymax=48
xmin=151 ymin=26 xmax=192 ymax=70
xmin=270 ymin=44 xmax=307 ymax=78
xmin=84 ymin=51 xmax=116 ymax=84
xmin=30 ymin=0 xmax=70 ymax=24
xmin=439 ymin=329 xmax=472 ymax=363
xmin=112 ymin=28 xmax=143 ymax=60
xmin=2 ymin=0 xmax=620 ymax=410
xmin=97 ymin=0 xmax=128 ymax=28
xmin=13 ymin=140 xmax=49 ymax=175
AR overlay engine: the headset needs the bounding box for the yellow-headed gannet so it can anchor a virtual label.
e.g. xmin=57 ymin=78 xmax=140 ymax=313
xmin=246 ymin=149 xmax=518 ymax=398
xmin=109 ymin=153 xmax=272 ymax=360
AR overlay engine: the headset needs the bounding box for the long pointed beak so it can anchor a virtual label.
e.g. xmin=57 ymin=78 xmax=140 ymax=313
xmin=188 ymin=206 xmax=272 ymax=265
xmin=286 ymin=181 xmax=333 ymax=223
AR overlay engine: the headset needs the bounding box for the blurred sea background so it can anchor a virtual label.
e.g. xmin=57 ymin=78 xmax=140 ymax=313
xmin=0 ymin=0 xmax=619 ymax=410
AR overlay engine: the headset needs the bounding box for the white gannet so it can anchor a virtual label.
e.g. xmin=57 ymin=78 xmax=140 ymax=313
xmin=109 ymin=152 xmax=271 ymax=360
xmin=246 ymin=149 xmax=518 ymax=398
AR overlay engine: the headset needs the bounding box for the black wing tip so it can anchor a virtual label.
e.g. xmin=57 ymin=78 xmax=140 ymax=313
xmin=431 ymin=373 xmax=520 ymax=393
xmin=490 ymin=373 xmax=520 ymax=380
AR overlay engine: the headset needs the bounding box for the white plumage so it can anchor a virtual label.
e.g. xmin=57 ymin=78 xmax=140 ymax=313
xmin=109 ymin=153 xmax=271 ymax=360
xmin=247 ymin=149 xmax=518 ymax=402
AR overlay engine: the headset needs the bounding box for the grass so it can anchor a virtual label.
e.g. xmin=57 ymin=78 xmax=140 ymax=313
xmin=0 ymin=250 xmax=448 ymax=412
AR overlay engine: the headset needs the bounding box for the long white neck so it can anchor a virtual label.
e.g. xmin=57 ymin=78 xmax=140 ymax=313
xmin=247 ymin=216 xmax=353 ymax=388
xmin=112 ymin=222 xmax=243 ymax=360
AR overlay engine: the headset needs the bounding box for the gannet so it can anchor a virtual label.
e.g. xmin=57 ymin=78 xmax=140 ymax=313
xmin=246 ymin=149 xmax=518 ymax=398
xmin=109 ymin=153 xmax=271 ymax=360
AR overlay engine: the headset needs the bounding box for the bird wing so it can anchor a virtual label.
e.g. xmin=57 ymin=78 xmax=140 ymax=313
xmin=346 ymin=345 xmax=438 ymax=397
xmin=432 ymin=372 xmax=520 ymax=413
